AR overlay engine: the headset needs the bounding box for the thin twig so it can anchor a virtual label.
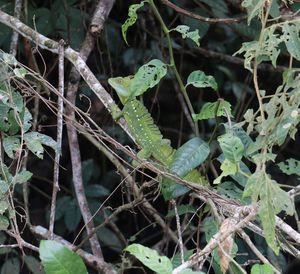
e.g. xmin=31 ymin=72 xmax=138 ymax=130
xmin=9 ymin=0 xmax=23 ymax=56
xmin=65 ymin=0 xmax=115 ymax=260
xmin=171 ymin=199 xmax=184 ymax=264
xmin=160 ymin=0 xmax=247 ymax=24
xmin=49 ymin=40 xmax=64 ymax=238
xmin=238 ymin=229 xmax=281 ymax=274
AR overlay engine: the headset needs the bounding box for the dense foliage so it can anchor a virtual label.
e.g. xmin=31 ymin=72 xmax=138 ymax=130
xmin=0 ymin=0 xmax=299 ymax=273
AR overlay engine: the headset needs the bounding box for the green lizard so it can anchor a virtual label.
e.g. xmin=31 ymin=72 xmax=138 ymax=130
xmin=108 ymin=76 xmax=208 ymax=199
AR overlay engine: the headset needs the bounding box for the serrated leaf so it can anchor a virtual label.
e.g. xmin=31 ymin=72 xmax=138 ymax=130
xmin=250 ymin=264 xmax=273 ymax=274
xmin=0 ymin=215 xmax=9 ymax=230
xmin=39 ymin=240 xmax=87 ymax=274
xmin=24 ymin=132 xmax=57 ymax=159
xmin=122 ymin=1 xmax=147 ymax=45
xmin=125 ymin=243 xmax=173 ymax=274
xmin=186 ymin=70 xmax=218 ymax=90
xmin=213 ymin=159 xmax=238 ymax=185
xmin=170 ymin=137 xmax=210 ymax=177
xmin=193 ymin=100 xmax=231 ymax=121
xmin=278 ymin=158 xmax=300 ymax=176
xmin=218 ymin=133 xmax=244 ymax=163
xmin=245 ymin=171 xmax=294 ymax=254
xmin=172 ymin=25 xmax=200 ymax=46
xmin=3 ymin=136 xmax=20 ymax=159
xmin=242 ymin=0 xmax=265 ymax=24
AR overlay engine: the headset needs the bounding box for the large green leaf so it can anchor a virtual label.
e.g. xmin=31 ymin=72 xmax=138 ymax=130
xmin=186 ymin=70 xmax=218 ymax=91
xmin=218 ymin=133 xmax=244 ymax=163
xmin=124 ymin=243 xmax=173 ymax=274
xmin=170 ymin=137 xmax=210 ymax=177
xmin=130 ymin=59 xmax=167 ymax=97
xmin=39 ymin=240 xmax=87 ymax=274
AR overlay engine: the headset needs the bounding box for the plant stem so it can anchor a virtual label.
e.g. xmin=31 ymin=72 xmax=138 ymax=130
xmin=148 ymin=0 xmax=199 ymax=136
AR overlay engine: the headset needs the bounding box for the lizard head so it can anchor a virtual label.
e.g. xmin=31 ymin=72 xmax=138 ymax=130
xmin=108 ymin=75 xmax=134 ymax=105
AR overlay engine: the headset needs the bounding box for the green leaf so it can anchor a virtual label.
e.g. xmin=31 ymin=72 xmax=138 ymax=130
xmin=130 ymin=59 xmax=167 ymax=97
xmin=278 ymin=158 xmax=300 ymax=176
xmin=124 ymin=243 xmax=173 ymax=274
xmin=1 ymin=257 xmax=20 ymax=274
xmin=64 ymin=200 xmax=82 ymax=232
xmin=24 ymin=255 xmax=45 ymax=274
xmin=14 ymin=170 xmax=32 ymax=184
xmin=13 ymin=67 xmax=27 ymax=78
xmin=0 ymin=215 xmax=9 ymax=230
xmin=39 ymin=240 xmax=87 ymax=274
xmin=186 ymin=70 xmax=218 ymax=91
xmin=171 ymin=250 xmax=194 ymax=268
xmin=3 ymin=136 xmax=20 ymax=159
xmin=244 ymin=171 xmax=294 ymax=254
xmin=282 ymin=23 xmax=300 ymax=61
xmin=170 ymin=137 xmax=210 ymax=177
xmin=250 ymin=264 xmax=273 ymax=274
xmin=213 ymin=159 xmax=238 ymax=185
xmin=242 ymin=0 xmax=265 ymax=24
xmin=85 ymin=185 xmax=110 ymax=198
xmin=218 ymin=133 xmax=244 ymax=163
xmin=122 ymin=1 xmax=147 ymax=45
xmin=172 ymin=25 xmax=200 ymax=46
xmin=0 ymin=200 xmax=9 ymax=214
xmin=193 ymin=99 xmax=232 ymax=121
xmin=24 ymin=132 xmax=57 ymax=159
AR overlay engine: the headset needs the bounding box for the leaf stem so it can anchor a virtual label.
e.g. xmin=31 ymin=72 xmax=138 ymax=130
xmin=148 ymin=0 xmax=199 ymax=136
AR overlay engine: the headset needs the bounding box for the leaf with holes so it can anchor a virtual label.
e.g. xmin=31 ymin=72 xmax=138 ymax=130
xmin=172 ymin=25 xmax=200 ymax=46
xmin=125 ymin=243 xmax=172 ymax=274
xmin=278 ymin=158 xmax=300 ymax=176
xmin=282 ymin=23 xmax=300 ymax=61
xmin=193 ymin=99 xmax=231 ymax=121
xmin=186 ymin=70 xmax=218 ymax=90
xmin=242 ymin=0 xmax=265 ymax=24
xmin=218 ymin=133 xmax=244 ymax=163
xmin=122 ymin=1 xmax=147 ymax=45
xmin=213 ymin=159 xmax=238 ymax=185
xmin=130 ymin=59 xmax=167 ymax=97
xmin=24 ymin=132 xmax=58 ymax=159
xmin=3 ymin=136 xmax=20 ymax=159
